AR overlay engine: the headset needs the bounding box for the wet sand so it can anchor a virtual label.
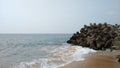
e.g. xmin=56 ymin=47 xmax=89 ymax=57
xmin=60 ymin=51 xmax=120 ymax=68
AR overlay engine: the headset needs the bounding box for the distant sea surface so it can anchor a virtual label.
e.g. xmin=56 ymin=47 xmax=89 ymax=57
xmin=0 ymin=34 xmax=95 ymax=68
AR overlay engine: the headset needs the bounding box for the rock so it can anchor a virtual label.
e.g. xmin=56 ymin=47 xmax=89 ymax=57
xmin=116 ymin=55 xmax=120 ymax=62
xmin=67 ymin=23 xmax=120 ymax=50
xmin=111 ymin=46 xmax=120 ymax=50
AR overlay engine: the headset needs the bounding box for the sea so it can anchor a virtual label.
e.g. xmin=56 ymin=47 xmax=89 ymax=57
xmin=0 ymin=34 xmax=96 ymax=68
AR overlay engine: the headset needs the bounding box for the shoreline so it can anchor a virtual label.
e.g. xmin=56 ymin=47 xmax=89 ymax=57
xmin=60 ymin=50 xmax=120 ymax=68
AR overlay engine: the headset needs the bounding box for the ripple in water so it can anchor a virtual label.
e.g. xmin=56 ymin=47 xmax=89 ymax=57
xmin=0 ymin=34 xmax=96 ymax=68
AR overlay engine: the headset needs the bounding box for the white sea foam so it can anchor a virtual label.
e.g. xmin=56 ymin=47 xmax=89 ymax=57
xmin=14 ymin=45 xmax=96 ymax=68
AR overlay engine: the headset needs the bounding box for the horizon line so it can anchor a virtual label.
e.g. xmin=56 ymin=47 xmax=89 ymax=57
xmin=0 ymin=33 xmax=73 ymax=34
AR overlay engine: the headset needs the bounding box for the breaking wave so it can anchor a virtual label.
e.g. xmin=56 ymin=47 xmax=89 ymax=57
xmin=14 ymin=45 xmax=96 ymax=68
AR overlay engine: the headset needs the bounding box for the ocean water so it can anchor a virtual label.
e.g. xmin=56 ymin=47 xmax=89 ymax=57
xmin=0 ymin=34 xmax=96 ymax=68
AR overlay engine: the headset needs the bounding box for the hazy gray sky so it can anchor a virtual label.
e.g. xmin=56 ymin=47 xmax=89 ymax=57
xmin=0 ymin=0 xmax=120 ymax=33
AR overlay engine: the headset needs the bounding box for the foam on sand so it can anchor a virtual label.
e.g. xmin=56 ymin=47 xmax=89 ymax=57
xmin=14 ymin=45 xmax=96 ymax=68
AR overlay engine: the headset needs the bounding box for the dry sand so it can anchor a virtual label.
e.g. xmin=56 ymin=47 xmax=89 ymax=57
xmin=60 ymin=50 xmax=120 ymax=68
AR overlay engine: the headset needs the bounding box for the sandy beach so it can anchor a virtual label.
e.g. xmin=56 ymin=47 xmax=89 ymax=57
xmin=60 ymin=50 xmax=120 ymax=68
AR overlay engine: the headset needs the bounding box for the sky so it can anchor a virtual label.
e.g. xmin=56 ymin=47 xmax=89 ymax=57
xmin=0 ymin=0 xmax=120 ymax=34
